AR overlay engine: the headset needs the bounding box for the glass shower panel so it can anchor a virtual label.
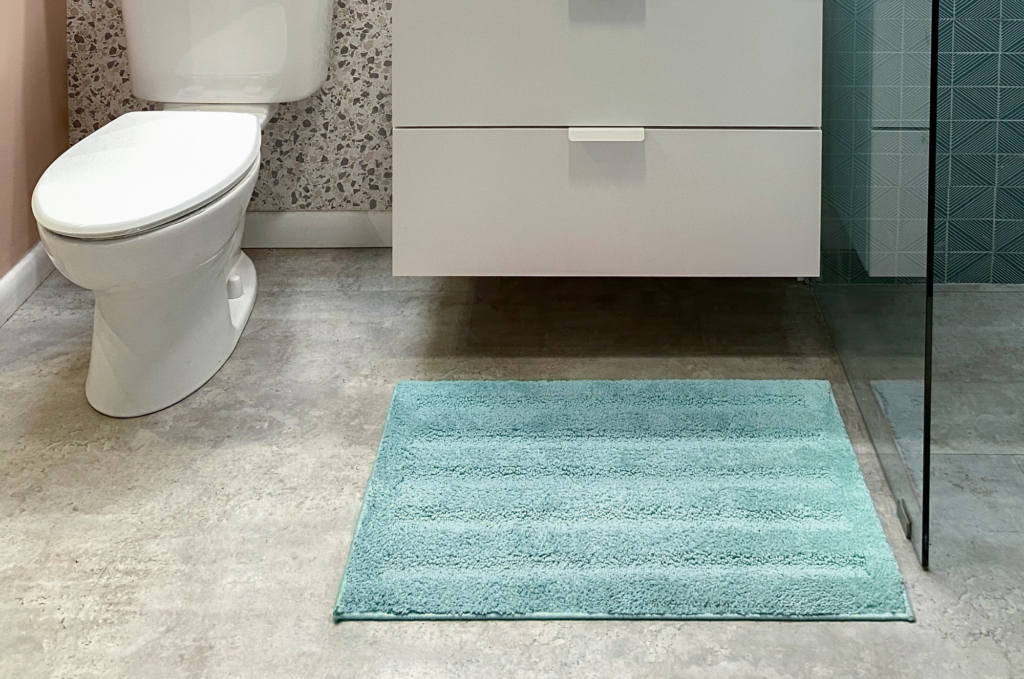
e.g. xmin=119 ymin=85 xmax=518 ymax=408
xmin=817 ymin=0 xmax=936 ymax=565
xmin=929 ymin=0 xmax=1024 ymax=572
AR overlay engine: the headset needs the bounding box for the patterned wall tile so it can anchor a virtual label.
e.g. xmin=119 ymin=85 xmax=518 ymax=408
xmin=67 ymin=0 xmax=392 ymax=212
xmin=994 ymin=252 xmax=1024 ymax=282
xmin=935 ymin=0 xmax=1024 ymax=283
xmin=825 ymin=0 xmax=1024 ymax=284
xmin=822 ymin=0 xmax=932 ymax=283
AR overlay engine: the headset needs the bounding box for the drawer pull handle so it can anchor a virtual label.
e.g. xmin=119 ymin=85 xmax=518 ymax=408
xmin=568 ymin=127 xmax=645 ymax=143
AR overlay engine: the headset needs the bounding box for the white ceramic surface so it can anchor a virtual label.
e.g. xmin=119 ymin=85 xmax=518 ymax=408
xmin=38 ymin=162 xmax=260 ymax=417
xmin=33 ymin=112 xmax=261 ymax=239
xmin=162 ymin=103 xmax=280 ymax=129
xmin=120 ymin=0 xmax=335 ymax=104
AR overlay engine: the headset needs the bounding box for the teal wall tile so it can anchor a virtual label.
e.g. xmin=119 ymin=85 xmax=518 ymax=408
xmin=932 ymin=0 xmax=1024 ymax=282
xmin=993 ymin=253 xmax=1024 ymax=282
xmin=953 ymin=54 xmax=999 ymax=86
xmin=906 ymin=19 xmax=932 ymax=51
xmin=950 ymin=87 xmax=998 ymax=120
xmin=936 ymin=121 xmax=952 ymax=154
xmin=934 ymin=220 xmax=949 ymax=251
xmin=1005 ymin=3 xmax=1024 ymax=20
xmin=934 ymin=252 xmax=948 ymax=280
xmin=1002 ymin=21 xmax=1024 ymax=52
xmin=948 ymin=220 xmax=995 ymax=249
xmin=821 ymin=0 xmax=1024 ymax=284
xmin=1000 ymin=53 xmax=1024 ymax=85
xmin=952 ymin=120 xmax=998 ymax=153
xmin=948 ymin=186 xmax=995 ymax=218
xmin=947 ymin=252 xmax=993 ymax=282
xmin=1001 ymin=88 xmax=1024 ymax=119
xmin=998 ymin=155 xmax=1024 ymax=185
xmin=949 ymin=154 xmax=997 ymax=185
xmin=957 ymin=0 xmax=1001 ymax=19
xmin=994 ymin=221 xmax=1024 ymax=251
xmin=998 ymin=122 xmax=1024 ymax=153
xmin=996 ymin=187 xmax=1024 ymax=218
xmin=938 ymin=20 xmax=953 ymax=51
xmin=904 ymin=0 xmax=932 ymax=18
xmin=953 ymin=20 xmax=1000 ymax=52
xmin=935 ymin=184 xmax=950 ymax=218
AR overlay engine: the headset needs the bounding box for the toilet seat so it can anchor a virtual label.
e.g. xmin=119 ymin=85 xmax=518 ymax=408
xmin=32 ymin=111 xmax=262 ymax=241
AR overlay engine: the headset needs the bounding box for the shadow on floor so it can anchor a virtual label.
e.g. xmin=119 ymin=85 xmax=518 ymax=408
xmin=450 ymin=277 xmax=832 ymax=358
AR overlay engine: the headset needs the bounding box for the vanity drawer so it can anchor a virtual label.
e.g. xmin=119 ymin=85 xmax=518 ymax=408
xmin=393 ymin=128 xmax=821 ymax=277
xmin=393 ymin=0 xmax=823 ymax=128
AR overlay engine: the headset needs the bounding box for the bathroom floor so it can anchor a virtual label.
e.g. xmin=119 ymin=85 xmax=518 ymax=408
xmin=1 ymin=249 xmax=1021 ymax=678
xmin=929 ymin=287 xmax=1024 ymax=606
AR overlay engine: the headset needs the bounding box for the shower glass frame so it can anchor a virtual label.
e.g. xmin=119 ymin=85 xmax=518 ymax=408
xmin=814 ymin=0 xmax=939 ymax=567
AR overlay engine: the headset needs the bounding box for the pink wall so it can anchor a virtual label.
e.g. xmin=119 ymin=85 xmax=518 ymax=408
xmin=0 ymin=0 xmax=68 ymax=278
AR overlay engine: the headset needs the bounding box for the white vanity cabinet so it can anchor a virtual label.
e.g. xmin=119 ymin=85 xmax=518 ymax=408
xmin=392 ymin=0 xmax=823 ymax=276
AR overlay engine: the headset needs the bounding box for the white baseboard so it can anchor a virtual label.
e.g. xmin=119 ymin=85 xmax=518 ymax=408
xmin=242 ymin=211 xmax=393 ymax=248
xmin=0 ymin=242 xmax=55 ymax=327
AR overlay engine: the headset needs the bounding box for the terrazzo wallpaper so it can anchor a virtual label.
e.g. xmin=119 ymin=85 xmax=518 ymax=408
xmin=67 ymin=0 xmax=392 ymax=212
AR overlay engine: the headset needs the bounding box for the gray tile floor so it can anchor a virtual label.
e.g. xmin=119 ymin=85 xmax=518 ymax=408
xmin=930 ymin=289 xmax=1024 ymax=591
xmin=1 ymin=249 xmax=1021 ymax=678
xmin=934 ymin=289 xmax=1024 ymax=455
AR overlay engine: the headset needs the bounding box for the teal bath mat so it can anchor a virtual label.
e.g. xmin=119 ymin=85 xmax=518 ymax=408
xmin=334 ymin=380 xmax=913 ymax=622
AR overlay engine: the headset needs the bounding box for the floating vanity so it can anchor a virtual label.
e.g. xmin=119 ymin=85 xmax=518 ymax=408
xmin=392 ymin=0 xmax=823 ymax=276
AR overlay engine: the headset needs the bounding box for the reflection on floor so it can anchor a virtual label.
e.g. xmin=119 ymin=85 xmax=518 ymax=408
xmin=812 ymin=284 xmax=929 ymax=556
xmin=871 ymin=379 xmax=925 ymax=494
xmin=0 ymin=250 xmax=1021 ymax=677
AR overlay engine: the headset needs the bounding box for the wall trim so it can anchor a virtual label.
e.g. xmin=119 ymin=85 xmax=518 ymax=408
xmin=242 ymin=211 xmax=393 ymax=248
xmin=0 ymin=242 xmax=55 ymax=328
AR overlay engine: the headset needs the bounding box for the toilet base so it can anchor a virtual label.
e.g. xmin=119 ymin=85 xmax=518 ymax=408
xmin=84 ymin=248 xmax=257 ymax=418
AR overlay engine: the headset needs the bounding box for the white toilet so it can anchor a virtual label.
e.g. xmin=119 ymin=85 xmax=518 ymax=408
xmin=32 ymin=0 xmax=335 ymax=417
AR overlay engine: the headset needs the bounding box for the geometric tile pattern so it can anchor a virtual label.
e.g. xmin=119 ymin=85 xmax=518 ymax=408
xmin=935 ymin=0 xmax=1024 ymax=282
xmin=821 ymin=0 xmax=934 ymax=283
xmin=67 ymin=0 xmax=393 ymax=212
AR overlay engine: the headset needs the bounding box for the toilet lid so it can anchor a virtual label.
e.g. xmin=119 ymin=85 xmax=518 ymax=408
xmin=33 ymin=111 xmax=262 ymax=240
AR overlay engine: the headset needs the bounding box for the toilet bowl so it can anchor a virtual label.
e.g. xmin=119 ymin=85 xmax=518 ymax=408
xmin=33 ymin=110 xmax=265 ymax=417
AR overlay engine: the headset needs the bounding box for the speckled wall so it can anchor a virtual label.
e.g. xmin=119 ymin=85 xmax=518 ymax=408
xmin=67 ymin=0 xmax=392 ymax=212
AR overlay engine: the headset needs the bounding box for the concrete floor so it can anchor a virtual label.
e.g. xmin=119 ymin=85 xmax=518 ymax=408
xmin=933 ymin=289 xmax=1024 ymax=455
xmin=1 ymin=249 xmax=1020 ymax=678
xmin=928 ymin=288 xmax=1024 ymax=625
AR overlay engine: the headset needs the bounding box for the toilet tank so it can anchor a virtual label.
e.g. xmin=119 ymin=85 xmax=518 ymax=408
xmin=121 ymin=0 xmax=335 ymax=104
